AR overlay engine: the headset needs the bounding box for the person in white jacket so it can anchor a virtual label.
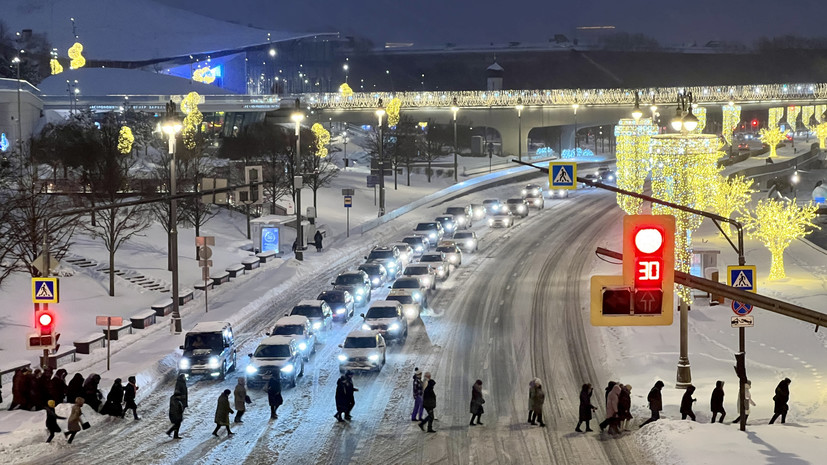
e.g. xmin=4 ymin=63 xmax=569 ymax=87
xmin=731 ymin=380 xmax=756 ymax=425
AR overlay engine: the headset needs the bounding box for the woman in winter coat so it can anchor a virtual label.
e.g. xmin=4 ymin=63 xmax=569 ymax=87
xmin=49 ymin=369 xmax=68 ymax=405
xmin=618 ymin=384 xmax=633 ymax=431
xmin=102 ymin=378 xmax=124 ymax=417
xmin=36 ymin=368 xmax=52 ymax=410
xmin=267 ymin=376 xmax=283 ymax=420
xmin=732 ymin=380 xmax=757 ymax=424
xmin=680 ymin=385 xmax=697 ymax=420
xmin=174 ymin=374 xmax=188 ymax=411
xmin=335 ymin=375 xmax=348 ymax=422
xmin=167 ymin=394 xmax=184 ymax=439
xmin=769 ymin=378 xmax=792 ymax=424
xmin=82 ymin=374 xmax=103 ymax=412
xmin=411 ymin=369 xmax=424 ymax=421
xmin=532 ymin=381 xmax=546 ymax=427
xmin=8 ymin=368 xmax=27 ymax=410
xmin=212 ymin=389 xmax=234 ymax=436
xmin=233 ymin=377 xmax=251 ymax=423
xmin=64 ymin=397 xmax=84 ymax=444
xmin=45 ymin=399 xmax=66 ymax=443
xmin=710 ymin=380 xmax=726 ymax=423
xmin=28 ymin=369 xmax=43 ymax=411
xmin=123 ymin=376 xmax=139 ymax=420
xmin=419 ymin=379 xmax=437 ymax=432
xmin=640 ymin=380 xmax=664 ymax=427
xmin=602 ymin=384 xmax=622 ymax=433
xmin=528 ymin=378 xmax=539 ymax=423
xmin=314 ymin=230 xmax=324 ymax=252
xmin=576 ymin=383 xmax=597 ymax=432
xmin=66 ymin=373 xmax=84 ymax=408
xmin=469 ymin=380 xmax=485 ymax=426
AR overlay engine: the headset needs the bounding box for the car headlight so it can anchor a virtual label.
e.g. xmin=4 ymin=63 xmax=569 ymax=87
xmin=386 ymin=262 xmax=396 ymax=269
xmin=466 ymin=240 xmax=475 ymax=247
xmin=355 ymin=294 xmax=363 ymax=302
xmin=412 ymin=291 xmax=421 ymax=301
xmin=356 ymin=287 xmax=366 ymax=294
xmin=429 ymin=233 xmax=436 ymax=239
xmin=280 ymin=364 xmax=294 ymax=373
xmin=446 ymin=224 xmax=454 ymax=230
xmin=208 ymin=356 xmax=220 ymax=369
xmin=534 ymin=199 xmax=541 ymax=206
xmin=388 ymin=323 xmax=400 ymax=331
xmin=415 ymin=246 xmax=422 ymax=252
xmin=179 ymin=358 xmax=190 ymax=370
xmin=338 ymin=354 xmax=348 ymax=362
xmin=521 ymin=189 xmax=527 ymax=196
xmin=608 ymin=175 xmax=614 ymax=181
xmin=298 ymin=342 xmax=307 ymax=351
xmin=404 ymin=307 xmax=417 ymax=318
xmin=245 ymin=365 xmax=258 ymax=374
xmin=368 ymin=354 xmax=379 ymax=362
xmin=421 ymin=276 xmax=431 ymax=286
xmin=487 ymin=219 xmax=494 ymax=226
xmin=362 ymin=323 xmax=371 ymax=331
xmin=518 ymin=206 xmax=525 ymax=212
xmin=449 ymin=255 xmax=458 ymax=263
xmin=336 ymin=308 xmax=346 ymax=314
xmin=312 ymin=321 xmax=322 ymax=330
xmin=437 ymin=268 xmax=445 ymax=277
xmin=457 ymin=217 xmax=466 ymax=224
xmin=493 ymin=205 xmax=500 ymax=211
xmin=372 ymin=277 xmax=380 ymax=285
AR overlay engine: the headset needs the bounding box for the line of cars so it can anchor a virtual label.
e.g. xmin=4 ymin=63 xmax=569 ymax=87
xmin=482 ymin=183 xmax=546 ymax=228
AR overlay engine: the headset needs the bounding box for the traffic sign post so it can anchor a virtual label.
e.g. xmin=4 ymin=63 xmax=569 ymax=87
xmin=32 ymin=278 xmax=59 ymax=304
xmin=728 ymin=264 xmax=757 ymax=433
xmin=343 ymin=195 xmax=353 ymax=237
xmin=549 ymin=162 xmax=576 ymax=189
xmin=96 ymin=316 xmax=124 ymax=371
xmin=196 ymin=236 xmax=215 ymax=314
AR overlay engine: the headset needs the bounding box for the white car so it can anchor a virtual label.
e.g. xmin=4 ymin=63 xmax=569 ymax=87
xmin=435 ymin=241 xmax=462 ymax=267
xmin=402 ymin=263 xmax=437 ymax=290
xmin=269 ymin=315 xmax=316 ymax=361
xmin=361 ymin=301 xmax=408 ymax=342
xmin=488 ymin=211 xmax=514 ymax=228
xmin=418 ymin=252 xmax=449 ymax=279
xmin=521 ymin=183 xmax=543 ymax=198
xmin=245 ymin=336 xmax=304 ymax=388
xmin=401 ymin=235 xmax=430 ymax=257
xmin=390 ymin=277 xmax=428 ymax=307
xmin=387 ymin=288 xmax=424 ymax=319
xmin=337 ymin=330 xmax=386 ymax=373
xmin=452 ymin=231 xmax=478 ymax=253
xmin=389 ymin=242 xmax=415 ymax=266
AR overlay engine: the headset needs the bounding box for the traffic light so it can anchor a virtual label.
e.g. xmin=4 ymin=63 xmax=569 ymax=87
xmin=36 ymin=309 xmax=55 ymax=336
xmin=27 ymin=309 xmax=58 ymax=350
xmin=751 ymin=119 xmax=759 ymax=128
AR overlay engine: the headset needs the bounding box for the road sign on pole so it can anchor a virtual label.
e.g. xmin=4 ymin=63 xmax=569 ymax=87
xmin=728 ymin=264 xmax=756 ymax=314
xmin=96 ymin=316 xmax=123 ymax=371
xmin=731 ymin=316 xmax=754 ymax=327
xmin=32 ymin=278 xmax=59 ymax=304
xmin=731 ymin=300 xmax=753 ymax=316
xmin=344 ymin=195 xmax=352 ymax=208
xmin=550 ymin=162 xmax=576 ymax=189
xmin=366 ymin=175 xmax=378 ymax=188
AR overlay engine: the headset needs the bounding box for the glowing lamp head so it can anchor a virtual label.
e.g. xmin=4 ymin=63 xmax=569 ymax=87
xmin=634 ymin=228 xmax=664 ymax=254
xmin=38 ymin=312 xmax=53 ymax=327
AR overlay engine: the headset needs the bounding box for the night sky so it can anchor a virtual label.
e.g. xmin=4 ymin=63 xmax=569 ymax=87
xmin=158 ymin=0 xmax=826 ymax=47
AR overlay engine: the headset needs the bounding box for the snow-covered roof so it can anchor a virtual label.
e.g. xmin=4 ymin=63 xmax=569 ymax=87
xmin=5 ymin=0 xmax=332 ymax=62
xmin=273 ymin=315 xmax=309 ymax=327
xmin=38 ymin=68 xmax=238 ymax=96
xmin=188 ymin=321 xmax=231 ymax=333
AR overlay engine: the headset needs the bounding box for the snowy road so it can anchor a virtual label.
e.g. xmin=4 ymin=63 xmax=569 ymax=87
xmin=19 ymin=185 xmax=648 ymax=465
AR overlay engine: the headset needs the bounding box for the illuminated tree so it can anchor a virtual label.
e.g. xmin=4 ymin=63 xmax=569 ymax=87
xmin=740 ymin=199 xmax=819 ymax=279
xmin=712 ymin=175 xmax=755 ymax=236
xmin=387 ymin=97 xmax=401 ymax=127
xmin=68 ymin=42 xmax=85 ymax=69
xmin=180 ymin=92 xmax=203 ymax=150
xmin=50 ymin=58 xmax=63 ymax=75
xmin=816 ymin=122 xmax=827 ymax=149
xmin=311 ymin=123 xmax=330 ymax=158
xmin=339 ymin=83 xmax=353 ymax=98
xmin=759 ymin=127 xmax=786 ymax=157
xmin=614 ymin=118 xmax=657 ymax=214
xmin=721 ymin=104 xmax=741 ymax=147
xmin=117 ymin=126 xmax=134 ymax=154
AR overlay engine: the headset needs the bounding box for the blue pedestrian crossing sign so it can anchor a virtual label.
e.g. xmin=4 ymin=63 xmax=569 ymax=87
xmin=32 ymin=277 xmax=59 ymax=304
xmin=344 ymin=195 xmax=352 ymax=208
xmin=550 ymin=162 xmax=576 ymax=190
xmin=728 ymin=265 xmax=756 ymax=317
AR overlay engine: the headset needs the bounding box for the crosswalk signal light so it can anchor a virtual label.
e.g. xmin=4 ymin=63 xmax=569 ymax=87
xmin=36 ymin=309 xmax=55 ymax=336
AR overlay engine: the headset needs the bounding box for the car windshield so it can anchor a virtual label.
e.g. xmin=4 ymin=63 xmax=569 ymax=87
xmin=318 ymin=293 xmax=343 ymax=304
xmin=358 ymin=266 xmax=379 ymax=275
xmin=366 ymin=307 xmax=399 ymax=319
xmin=420 ymin=255 xmax=441 ymax=262
xmin=414 ymin=223 xmax=436 ymax=231
xmin=393 ymin=278 xmax=421 ymax=289
xmin=367 ymin=250 xmax=394 ymax=260
xmin=506 ymin=199 xmax=524 ymax=204
xmin=404 ymin=267 xmax=428 ymax=275
xmin=272 ymin=325 xmax=304 ymax=336
xmin=436 ymin=217 xmax=452 ymax=223
xmin=335 ymin=274 xmax=364 ymax=285
xmin=184 ymin=333 xmax=223 ymax=351
xmin=436 ymin=246 xmax=456 ymax=253
xmin=254 ymin=344 xmax=291 ymax=358
xmin=387 ymin=295 xmax=414 ymax=305
xmin=446 ymin=208 xmax=465 ymax=215
xmin=291 ymin=305 xmax=321 ymax=318
xmin=402 ymin=238 xmax=422 ymax=247
xmin=483 ymin=200 xmax=498 ymax=206
xmin=344 ymin=337 xmax=376 ymax=349
xmin=454 ymin=232 xmax=473 ymax=239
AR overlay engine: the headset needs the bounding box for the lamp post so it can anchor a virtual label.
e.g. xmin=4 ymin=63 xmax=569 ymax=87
xmin=162 ymin=103 xmax=183 ymax=334
xmin=291 ymin=109 xmax=305 ymax=260
xmin=670 ymin=92 xmax=698 ymax=135
xmin=632 ymin=91 xmax=643 ymax=121
xmin=650 ymin=97 xmax=659 ymax=134
xmin=343 ymin=63 xmax=349 ymax=84
xmin=376 ymin=100 xmax=386 ymax=216
xmin=516 ymin=97 xmax=524 ymax=161
xmin=343 ymin=123 xmax=349 ymax=171
xmin=572 ymin=103 xmax=579 ymax=152
xmin=451 ymin=98 xmax=459 ymax=182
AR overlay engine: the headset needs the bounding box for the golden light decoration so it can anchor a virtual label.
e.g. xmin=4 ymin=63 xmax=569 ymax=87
xmin=721 ymin=104 xmax=741 ymax=146
xmin=650 ymin=134 xmax=720 ymax=302
xmin=180 ymin=92 xmax=203 ymax=150
xmin=817 ymin=122 xmax=827 ymax=149
xmin=689 ymin=106 xmax=707 ymax=134
xmin=614 ymin=117 xmax=657 ymax=214
xmin=386 ymin=97 xmax=402 ymax=127
xmin=740 ymin=199 xmax=819 ymax=280
xmin=712 ymin=174 xmax=755 ymax=237
xmin=816 ymin=105 xmax=827 ymax=124
xmin=787 ymin=105 xmax=800 ymax=133
xmin=758 ymin=127 xmax=786 ymax=157
xmin=801 ymin=106 xmax=815 ymax=131
xmin=339 ymin=83 xmax=354 ymax=98
xmin=117 ymin=126 xmax=134 ymax=154
xmin=50 ymin=58 xmax=63 ymax=75
xmin=311 ymin=123 xmax=331 ymax=158
xmin=768 ymin=107 xmax=784 ymax=129
xmin=68 ymin=42 xmax=86 ymax=69
xmin=192 ymin=67 xmax=215 ymax=84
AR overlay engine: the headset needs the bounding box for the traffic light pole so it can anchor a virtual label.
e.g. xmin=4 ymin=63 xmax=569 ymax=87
xmin=41 ymin=218 xmax=51 ymax=367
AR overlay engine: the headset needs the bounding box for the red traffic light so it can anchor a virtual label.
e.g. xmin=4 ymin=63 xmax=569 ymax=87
xmin=632 ymin=225 xmax=665 ymax=290
xmin=38 ymin=312 xmax=53 ymax=326
xmin=751 ymin=119 xmax=759 ymax=127
xmin=36 ymin=310 xmax=55 ymax=336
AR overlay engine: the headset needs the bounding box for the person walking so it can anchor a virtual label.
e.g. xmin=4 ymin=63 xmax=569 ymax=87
xmin=166 ymin=394 xmax=184 ymax=439
xmin=174 ymin=374 xmax=188 ymax=411
xmin=680 ymin=385 xmax=697 ymax=421
xmin=710 ymin=380 xmax=726 ymax=423
xmin=640 ymin=380 xmax=664 ymax=427
xmin=344 ymin=371 xmax=358 ymax=420
xmin=769 ymin=378 xmax=792 ymax=424
xmin=419 ymin=379 xmax=437 ymax=433
xmin=45 ymin=400 xmax=66 ymax=443
xmin=233 ymin=378 xmax=251 ymax=423
xmin=532 ymin=381 xmax=547 ymax=427
xmin=267 ymin=376 xmax=283 ymax=420
xmin=64 ymin=397 xmax=85 ymax=444
xmin=731 ymin=380 xmax=756 ymax=425
xmin=102 ymin=378 xmax=124 ymax=418
xmin=575 ymin=383 xmax=596 ymax=432
xmin=27 ymin=369 xmax=41 ymax=411
xmin=469 ymin=380 xmax=485 ymax=426
xmin=292 ymin=239 xmax=298 ymax=254
xmin=49 ymin=369 xmax=68 ymax=405
xmin=8 ymin=368 xmax=27 ymax=411
xmin=604 ymin=381 xmax=617 ymax=405
xmin=423 ymin=372 xmax=436 ymax=421
xmin=123 ymin=376 xmax=139 ymax=420
xmin=212 ymin=389 xmax=234 ymax=436
xmin=528 ymin=378 xmax=538 ymax=424
xmin=335 ymin=375 xmax=348 ymax=422
xmin=411 ymin=368 xmax=424 ymax=421
xmin=314 ymin=230 xmax=323 ymax=252
xmin=619 ymin=384 xmax=633 ymax=431
xmin=66 ymin=373 xmax=84 ymax=407
xmin=37 ymin=368 xmax=52 ymax=411
xmin=601 ymin=383 xmax=622 ymax=433
xmin=82 ymin=374 xmax=103 ymax=413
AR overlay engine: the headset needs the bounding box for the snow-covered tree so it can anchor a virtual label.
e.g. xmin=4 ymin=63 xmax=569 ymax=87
xmin=712 ymin=175 xmax=755 ymax=236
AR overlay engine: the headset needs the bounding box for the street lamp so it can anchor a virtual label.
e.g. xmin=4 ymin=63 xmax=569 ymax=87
xmin=376 ymin=100 xmax=386 ymax=216
xmin=670 ymin=92 xmax=699 ymax=134
xmin=516 ymin=97 xmax=524 ymax=161
xmin=12 ymin=57 xmax=22 ymax=157
xmin=343 ymin=63 xmax=349 ymax=84
xmin=572 ymin=103 xmax=580 ymax=152
xmin=162 ymin=102 xmax=183 ymax=334
xmin=451 ymin=97 xmax=459 ymax=182
xmin=631 ymin=91 xmax=643 ymax=121
xmin=291 ymin=108 xmax=305 ymax=260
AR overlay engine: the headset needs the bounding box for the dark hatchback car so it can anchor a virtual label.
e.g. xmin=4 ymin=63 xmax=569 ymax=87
xmin=317 ymin=290 xmax=355 ymax=322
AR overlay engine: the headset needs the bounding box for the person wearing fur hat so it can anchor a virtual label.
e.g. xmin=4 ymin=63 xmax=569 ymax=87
xmin=411 ymin=368 xmax=424 ymax=421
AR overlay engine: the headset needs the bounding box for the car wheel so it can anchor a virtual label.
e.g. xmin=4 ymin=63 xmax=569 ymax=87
xmin=291 ymin=373 xmax=297 ymax=388
xmin=230 ymin=353 xmax=237 ymax=372
xmin=431 ymin=281 xmax=436 ymax=290
xmin=299 ymin=361 xmax=305 ymax=377
xmin=218 ymin=362 xmax=227 ymax=381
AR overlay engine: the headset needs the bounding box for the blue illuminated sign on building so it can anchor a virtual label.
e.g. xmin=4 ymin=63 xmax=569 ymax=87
xmin=261 ymin=227 xmax=279 ymax=253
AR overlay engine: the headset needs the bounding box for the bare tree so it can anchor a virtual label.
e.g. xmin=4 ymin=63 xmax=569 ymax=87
xmin=417 ymin=120 xmax=451 ymax=182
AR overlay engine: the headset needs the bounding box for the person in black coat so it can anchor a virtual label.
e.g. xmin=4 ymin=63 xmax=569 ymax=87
xmin=710 ymin=380 xmax=726 ymax=423
xmin=123 ymin=376 xmax=139 ymax=420
xmin=640 ymin=380 xmax=664 ymax=427
xmin=45 ymin=399 xmax=66 ymax=443
xmin=314 ymin=230 xmax=323 ymax=252
xmin=174 ymin=374 xmax=188 ymax=411
xmin=575 ymin=383 xmax=597 ymax=432
xmin=334 ymin=375 xmax=348 ymax=422
xmin=82 ymin=374 xmax=103 ymax=412
xmin=343 ymin=371 xmax=358 ymax=420
xmin=469 ymin=380 xmax=485 ymax=426
xmin=419 ymin=379 xmax=437 ymax=433
xmin=102 ymin=378 xmax=124 ymax=417
xmin=267 ymin=376 xmax=283 ymax=420
xmin=166 ymin=394 xmax=184 ymax=439
xmin=27 ymin=369 xmax=42 ymax=411
xmin=49 ymin=369 xmax=68 ymax=405
xmin=66 ymin=373 xmax=84 ymax=407
xmin=37 ymin=368 xmax=53 ymax=410
xmin=680 ymin=385 xmax=697 ymax=420
xmin=769 ymin=378 xmax=792 ymax=424
xmin=8 ymin=368 xmax=27 ymax=411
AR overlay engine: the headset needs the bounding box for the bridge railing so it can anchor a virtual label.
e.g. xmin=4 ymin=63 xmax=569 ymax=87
xmin=299 ymin=82 xmax=827 ymax=109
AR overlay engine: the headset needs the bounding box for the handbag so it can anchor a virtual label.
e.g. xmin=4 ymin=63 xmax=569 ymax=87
xmin=81 ymin=421 xmax=91 ymax=430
